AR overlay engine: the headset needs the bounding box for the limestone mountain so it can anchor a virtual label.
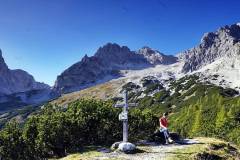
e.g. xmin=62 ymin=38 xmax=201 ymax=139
xmin=53 ymin=22 xmax=240 ymax=103
xmin=54 ymin=22 xmax=240 ymax=95
xmin=53 ymin=43 xmax=177 ymax=94
xmin=137 ymin=46 xmax=177 ymax=65
xmin=0 ymin=50 xmax=52 ymax=111
xmin=177 ymin=22 xmax=240 ymax=90
xmin=179 ymin=23 xmax=240 ymax=73
xmin=0 ymin=50 xmax=50 ymax=95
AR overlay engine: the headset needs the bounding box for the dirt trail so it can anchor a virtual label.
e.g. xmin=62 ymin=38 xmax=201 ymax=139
xmin=93 ymin=143 xmax=192 ymax=160
xmin=59 ymin=138 xmax=239 ymax=160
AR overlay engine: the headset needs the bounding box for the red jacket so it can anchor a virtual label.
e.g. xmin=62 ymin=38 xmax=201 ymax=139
xmin=160 ymin=117 xmax=168 ymax=128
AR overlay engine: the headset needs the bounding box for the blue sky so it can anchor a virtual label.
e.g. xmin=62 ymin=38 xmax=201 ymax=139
xmin=0 ymin=0 xmax=239 ymax=86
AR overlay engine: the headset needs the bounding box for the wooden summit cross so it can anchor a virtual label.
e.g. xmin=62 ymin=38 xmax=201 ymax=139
xmin=114 ymin=90 xmax=137 ymax=142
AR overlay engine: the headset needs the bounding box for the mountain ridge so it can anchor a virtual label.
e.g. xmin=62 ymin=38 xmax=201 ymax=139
xmin=53 ymin=22 xmax=240 ymax=95
xmin=0 ymin=50 xmax=50 ymax=95
xmin=53 ymin=43 xmax=177 ymax=94
xmin=180 ymin=22 xmax=240 ymax=72
xmin=0 ymin=50 xmax=53 ymax=111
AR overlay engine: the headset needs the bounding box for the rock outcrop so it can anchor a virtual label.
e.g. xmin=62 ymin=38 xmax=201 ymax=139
xmin=0 ymin=50 xmax=50 ymax=95
xmin=137 ymin=46 xmax=177 ymax=65
xmin=180 ymin=23 xmax=240 ymax=73
xmin=0 ymin=50 xmax=52 ymax=111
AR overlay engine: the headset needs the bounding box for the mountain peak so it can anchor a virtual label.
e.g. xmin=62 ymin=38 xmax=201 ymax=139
xmin=93 ymin=43 xmax=140 ymax=66
xmin=0 ymin=50 xmax=50 ymax=95
xmin=0 ymin=49 xmax=8 ymax=71
xmin=138 ymin=47 xmax=177 ymax=65
xmin=94 ymin=43 xmax=130 ymax=58
xmin=181 ymin=22 xmax=240 ymax=73
xmin=141 ymin=46 xmax=152 ymax=50
xmin=139 ymin=46 xmax=160 ymax=55
xmin=81 ymin=54 xmax=89 ymax=62
xmin=138 ymin=47 xmax=162 ymax=57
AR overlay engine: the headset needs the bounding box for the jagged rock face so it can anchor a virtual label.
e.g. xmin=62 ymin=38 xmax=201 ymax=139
xmin=0 ymin=49 xmax=8 ymax=74
xmin=138 ymin=47 xmax=177 ymax=65
xmin=54 ymin=43 xmax=175 ymax=94
xmin=54 ymin=56 xmax=110 ymax=93
xmin=180 ymin=23 xmax=240 ymax=73
xmin=94 ymin=43 xmax=148 ymax=66
xmin=54 ymin=43 xmax=177 ymax=94
xmin=0 ymin=50 xmax=50 ymax=95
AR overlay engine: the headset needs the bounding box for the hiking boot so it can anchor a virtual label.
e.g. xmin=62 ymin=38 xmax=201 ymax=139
xmin=168 ymin=137 xmax=173 ymax=143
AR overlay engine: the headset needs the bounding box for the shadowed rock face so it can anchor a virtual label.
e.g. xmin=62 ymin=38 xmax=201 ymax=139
xmin=0 ymin=50 xmax=50 ymax=95
xmin=0 ymin=50 xmax=8 ymax=74
xmin=54 ymin=43 xmax=177 ymax=94
xmin=180 ymin=23 xmax=240 ymax=73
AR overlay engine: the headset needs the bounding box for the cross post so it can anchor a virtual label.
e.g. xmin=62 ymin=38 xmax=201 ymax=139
xmin=114 ymin=90 xmax=137 ymax=142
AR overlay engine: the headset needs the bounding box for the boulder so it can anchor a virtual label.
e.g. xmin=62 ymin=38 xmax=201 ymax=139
xmin=118 ymin=142 xmax=136 ymax=153
xmin=111 ymin=141 xmax=122 ymax=150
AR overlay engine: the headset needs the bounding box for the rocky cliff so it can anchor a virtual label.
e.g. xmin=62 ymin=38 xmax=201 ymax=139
xmin=0 ymin=50 xmax=50 ymax=95
xmin=179 ymin=23 xmax=240 ymax=73
xmin=137 ymin=46 xmax=177 ymax=65
xmin=0 ymin=50 xmax=52 ymax=111
xmin=54 ymin=43 xmax=177 ymax=94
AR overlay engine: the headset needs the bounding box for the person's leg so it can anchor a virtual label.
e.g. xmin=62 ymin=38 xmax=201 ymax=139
xmin=166 ymin=129 xmax=173 ymax=143
xmin=162 ymin=128 xmax=173 ymax=144
xmin=163 ymin=130 xmax=169 ymax=139
xmin=160 ymin=128 xmax=169 ymax=144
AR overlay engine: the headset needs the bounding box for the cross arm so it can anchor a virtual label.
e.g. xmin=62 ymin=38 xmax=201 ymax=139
xmin=114 ymin=104 xmax=125 ymax=108
xmin=128 ymin=103 xmax=138 ymax=107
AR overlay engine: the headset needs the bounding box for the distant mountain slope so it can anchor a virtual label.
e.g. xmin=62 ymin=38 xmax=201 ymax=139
xmin=53 ymin=23 xmax=240 ymax=96
xmin=138 ymin=46 xmax=177 ymax=65
xmin=0 ymin=50 xmax=52 ymax=111
xmin=0 ymin=50 xmax=50 ymax=95
xmin=179 ymin=23 xmax=240 ymax=73
xmin=53 ymin=43 xmax=177 ymax=94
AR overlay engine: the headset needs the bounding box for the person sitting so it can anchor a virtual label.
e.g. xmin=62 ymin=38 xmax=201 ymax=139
xmin=159 ymin=112 xmax=173 ymax=144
